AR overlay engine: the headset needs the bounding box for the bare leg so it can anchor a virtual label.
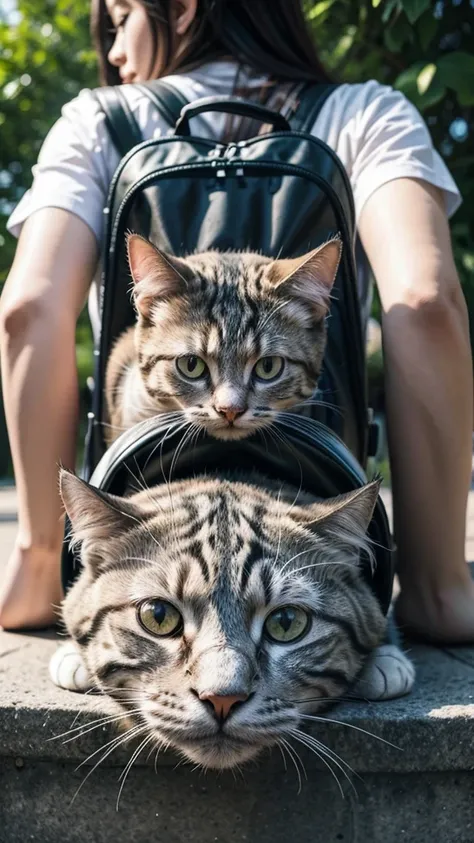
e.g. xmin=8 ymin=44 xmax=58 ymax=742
xmin=0 ymin=544 xmax=63 ymax=629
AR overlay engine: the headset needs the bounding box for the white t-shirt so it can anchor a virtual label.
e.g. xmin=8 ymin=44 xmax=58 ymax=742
xmin=7 ymin=61 xmax=461 ymax=337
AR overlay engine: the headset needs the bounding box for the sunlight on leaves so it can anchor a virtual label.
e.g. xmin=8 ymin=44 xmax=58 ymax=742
xmin=308 ymin=0 xmax=337 ymax=19
xmin=417 ymin=63 xmax=436 ymax=95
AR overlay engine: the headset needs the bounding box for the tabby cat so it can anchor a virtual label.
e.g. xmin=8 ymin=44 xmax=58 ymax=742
xmin=104 ymin=234 xmax=342 ymax=444
xmin=51 ymin=468 xmax=414 ymax=771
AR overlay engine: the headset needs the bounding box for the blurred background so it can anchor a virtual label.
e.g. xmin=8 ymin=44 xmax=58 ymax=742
xmin=0 ymin=0 xmax=473 ymax=479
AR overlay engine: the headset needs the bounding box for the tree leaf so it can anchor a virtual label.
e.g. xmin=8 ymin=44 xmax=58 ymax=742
xmin=307 ymin=0 xmax=337 ymax=19
xmin=417 ymin=63 xmax=437 ymax=95
xmin=381 ymin=0 xmax=399 ymax=23
xmin=417 ymin=10 xmax=438 ymax=52
xmin=437 ymin=51 xmax=474 ymax=106
xmin=384 ymin=15 xmax=413 ymax=52
xmin=395 ymin=61 xmax=446 ymax=110
xmin=401 ymin=0 xmax=430 ymax=24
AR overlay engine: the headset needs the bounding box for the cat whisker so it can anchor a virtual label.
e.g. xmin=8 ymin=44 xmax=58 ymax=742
xmin=142 ymin=417 xmax=188 ymax=476
xmin=100 ymin=421 xmax=131 ymax=433
xmin=288 ymin=732 xmax=347 ymax=797
xmin=297 ymin=713 xmax=401 ymax=750
xmin=135 ymin=416 xmax=191 ymax=552
xmin=272 ymin=485 xmax=284 ymax=568
xmin=121 ymin=555 xmax=155 ymax=566
xmin=285 ymin=559 xmax=356 ymax=577
xmin=168 ymin=421 xmax=196 ymax=481
xmin=74 ymin=721 xmax=146 ymax=770
xmin=286 ymin=696 xmax=358 ymax=705
xmin=279 ymin=547 xmax=314 ymax=574
xmin=277 ymin=736 xmax=305 ymax=794
xmin=255 ymin=299 xmax=290 ymax=335
xmin=150 ymin=417 xmax=190 ymax=451
xmin=283 ymin=399 xmax=343 ymax=416
xmin=122 ymin=460 xmax=158 ymax=500
xmin=46 ymin=712 xmax=137 ymax=743
xmin=276 ymin=738 xmax=288 ymax=772
xmin=123 ymin=460 xmax=173 ymax=529
xmin=51 ymin=708 xmax=144 ymax=744
xmin=291 ymin=727 xmax=360 ymax=783
xmin=116 ymin=732 xmax=156 ymax=811
xmin=266 ymin=424 xmax=305 ymax=504
xmin=190 ymin=423 xmax=204 ymax=450
xmin=287 ymin=728 xmax=351 ymax=799
xmin=155 ymin=421 xmax=191 ymax=550
xmin=70 ymin=723 xmax=148 ymax=805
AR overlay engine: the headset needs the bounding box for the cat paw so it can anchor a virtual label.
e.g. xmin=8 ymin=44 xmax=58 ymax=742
xmin=351 ymin=644 xmax=415 ymax=701
xmin=49 ymin=641 xmax=94 ymax=692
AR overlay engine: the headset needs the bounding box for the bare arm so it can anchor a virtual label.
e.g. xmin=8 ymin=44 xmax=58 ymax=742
xmin=0 ymin=208 xmax=97 ymax=626
xmin=359 ymin=178 xmax=474 ymax=641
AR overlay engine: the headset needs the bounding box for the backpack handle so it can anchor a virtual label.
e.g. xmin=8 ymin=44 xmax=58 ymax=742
xmin=174 ymin=96 xmax=291 ymax=136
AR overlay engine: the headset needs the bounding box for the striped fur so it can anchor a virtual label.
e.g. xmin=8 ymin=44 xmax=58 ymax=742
xmin=104 ymin=236 xmax=341 ymax=445
xmin=58 ymin=469 xmax=393 ymax=771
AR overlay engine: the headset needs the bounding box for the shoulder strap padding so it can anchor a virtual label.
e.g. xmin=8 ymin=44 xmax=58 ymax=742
xmin=290 ymin=82 xmax=339 ymax=134
xmin=92 ymin=80 xmax=189 ymax=158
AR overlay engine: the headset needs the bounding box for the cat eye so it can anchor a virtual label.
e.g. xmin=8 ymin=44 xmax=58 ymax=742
xmin=264 ymin=606 xmax=310 ymax=643
xmin=176 ymin=355 xmax=208 ymax=380
xmin=137 ymin=599 xmax=183 ymax=637
xmin=253 ymin=356 xmax=284 ymax=382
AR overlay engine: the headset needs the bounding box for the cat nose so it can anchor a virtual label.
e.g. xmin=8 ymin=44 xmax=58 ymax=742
xmin=199 ymin=692 xmax=248 ymax=720
xmin=215 ymin=406 xmax=245 ymax=423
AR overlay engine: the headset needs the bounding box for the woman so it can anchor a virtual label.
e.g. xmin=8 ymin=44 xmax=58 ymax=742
xmin=1 ymin=0 xmax=472 ymax=642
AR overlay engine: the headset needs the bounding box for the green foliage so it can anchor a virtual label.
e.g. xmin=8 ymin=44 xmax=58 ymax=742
xmin=0 ymin=1 xmax=96 ymax=281
xmin=307 ymin=0 xmax=474 ymax=332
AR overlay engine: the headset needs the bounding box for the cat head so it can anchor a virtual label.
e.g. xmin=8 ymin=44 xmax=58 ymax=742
xmin=61 ymin=470 xmax=385 ymax=771
xmin=127 ymin=234 xmax=342 ymax=440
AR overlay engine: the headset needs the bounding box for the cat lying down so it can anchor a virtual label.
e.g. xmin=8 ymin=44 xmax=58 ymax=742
xmin=51 ymin=468 xmax=414 ymax=771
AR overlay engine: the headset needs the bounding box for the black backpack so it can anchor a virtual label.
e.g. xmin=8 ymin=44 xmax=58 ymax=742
xmin=64 ymin=80 xmax=394 ymax=613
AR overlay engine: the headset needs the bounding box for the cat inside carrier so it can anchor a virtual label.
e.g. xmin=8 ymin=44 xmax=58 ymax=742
xmin=62 ymin=82 xmax=394 ymax=615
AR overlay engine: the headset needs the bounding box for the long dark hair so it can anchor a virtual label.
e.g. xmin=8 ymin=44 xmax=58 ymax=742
xmin=91 ymin=0 xmax=329 ymax=86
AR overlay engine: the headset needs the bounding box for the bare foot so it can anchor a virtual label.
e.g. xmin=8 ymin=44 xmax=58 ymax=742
xmin=395 ymin=570 xmax=474 ymax=645
xmin=0 ymin=542 xmax=63 ymax=630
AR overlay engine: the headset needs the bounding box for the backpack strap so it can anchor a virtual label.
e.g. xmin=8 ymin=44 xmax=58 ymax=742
xmin=136 ymin=80 xmax=189 ymax=128
xmin=92 ymin=86 xmax=142 ymax=157
xmin=289 ymin=82 xmax=339 ymax=134
xmin=92 ymin=80 xmax=189 ymax=158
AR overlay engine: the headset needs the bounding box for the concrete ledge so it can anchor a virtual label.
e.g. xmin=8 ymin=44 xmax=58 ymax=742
xmin=1 ymin=761 xmax=474 ymax=843
xmin=1 ymin=627 xmax=474 ymax=774
xmin=1 ymin=487 xmax=474 ymax=776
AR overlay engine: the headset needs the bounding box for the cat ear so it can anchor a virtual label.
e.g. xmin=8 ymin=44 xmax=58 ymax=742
xmin=268 ymin=237 xmax=342 ymax=319
xmin=127 ymin=234 xmax=191 ymax=319
xmin=60 ymin=469 xmax=140 ymax=555
xmin=291 ymin=479 xmax=381 ymax=561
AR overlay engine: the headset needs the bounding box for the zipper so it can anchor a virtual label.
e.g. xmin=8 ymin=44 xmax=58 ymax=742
xmin=104 ymin=130 xmax=355 ymax=240
xmin=110 ymin=160 xmax=352 ymax=246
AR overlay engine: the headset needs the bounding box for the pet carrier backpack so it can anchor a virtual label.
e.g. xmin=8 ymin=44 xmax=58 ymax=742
xmin=63 ymin=80 xmax=393 ymax=613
